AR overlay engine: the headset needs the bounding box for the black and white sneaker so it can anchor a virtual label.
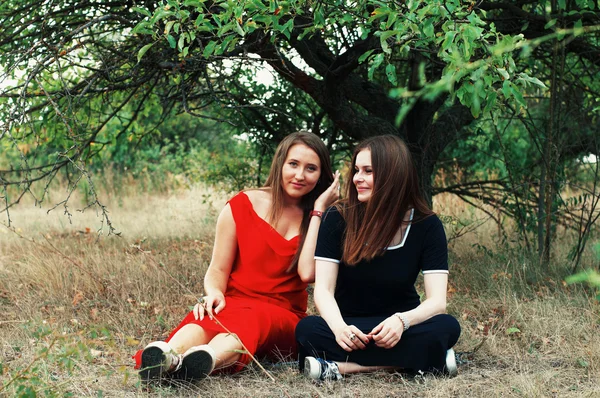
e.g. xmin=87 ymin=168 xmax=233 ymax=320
xmin=139 ymin=341 xmax=180 ymax=381
xmin=176 ymin=344 xmax=216 ymax=381
xmin=445 ymin=348 xmax=458 ymax=377
xmin=304 ymin=356 xmax=342 ymax=381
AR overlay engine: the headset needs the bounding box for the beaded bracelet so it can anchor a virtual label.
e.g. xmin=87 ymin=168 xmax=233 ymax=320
xmin=394 ymin=312 xmax=410 ymax=331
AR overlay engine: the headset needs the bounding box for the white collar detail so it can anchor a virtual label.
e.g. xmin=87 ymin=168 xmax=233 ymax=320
xmin=386 ymin=208 xmax=414 ymax=250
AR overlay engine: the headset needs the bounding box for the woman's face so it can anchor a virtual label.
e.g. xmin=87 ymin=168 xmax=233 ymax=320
xmin=353 ymin=149 xmax=373 ymax=203
xmin=281 ymin=143 xmax=322 ymax=200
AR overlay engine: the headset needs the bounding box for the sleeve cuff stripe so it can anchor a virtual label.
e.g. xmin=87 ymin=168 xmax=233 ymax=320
xmin=422 ymin=270 xmax=449 ymax=274
xmin=314 ymin=256 xmax=340 ymax=264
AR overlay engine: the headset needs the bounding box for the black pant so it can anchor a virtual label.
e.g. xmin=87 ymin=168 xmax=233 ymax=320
xmin=295 ymin=314 xmax=461 ymax=373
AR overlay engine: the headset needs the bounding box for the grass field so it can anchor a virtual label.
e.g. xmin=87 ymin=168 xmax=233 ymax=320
xmin=1 ymin=186 xmax=599 ymax=397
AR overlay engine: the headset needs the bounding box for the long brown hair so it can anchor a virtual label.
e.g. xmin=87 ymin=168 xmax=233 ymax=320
xmin=339 ymin=135 xmax=432 ymax=265
xmin=263 ymin=131 xmax=334 ymax=270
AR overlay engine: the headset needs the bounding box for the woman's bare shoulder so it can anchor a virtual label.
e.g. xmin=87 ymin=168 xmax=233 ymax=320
xmin=243 ymin=188 xmax=272 ymax=212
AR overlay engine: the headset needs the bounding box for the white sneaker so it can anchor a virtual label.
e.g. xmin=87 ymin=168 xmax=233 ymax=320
xmin=304 ymin=356 xmax=342 ymax=381
xmin=139 ymin=341 xmax=180 ymax=381
xmin=445 ymin=348 xmax=458 ymax=377
xmin=176 ymin=344 xmax=216 ymax=381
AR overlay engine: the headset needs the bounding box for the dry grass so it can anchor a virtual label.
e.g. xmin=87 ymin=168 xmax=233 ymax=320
xmin=1 ymin=188 xmax=599 ymax=397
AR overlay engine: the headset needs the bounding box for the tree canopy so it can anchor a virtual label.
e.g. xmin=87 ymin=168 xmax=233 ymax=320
xmin=1 ymin=0 xmax=599 ymax=265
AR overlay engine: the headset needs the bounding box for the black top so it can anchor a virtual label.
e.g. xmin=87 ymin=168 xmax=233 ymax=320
xmin=315 ymin=206 xmax=448 ymax=317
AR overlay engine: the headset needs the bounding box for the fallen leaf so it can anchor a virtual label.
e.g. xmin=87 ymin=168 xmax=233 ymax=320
xmin=72 ymin=291 xmax=84 ymax=306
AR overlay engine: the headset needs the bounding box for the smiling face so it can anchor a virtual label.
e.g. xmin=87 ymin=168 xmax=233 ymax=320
xmin=280 ymin=143 xmax=322 ymax=200
xmin=353 ymin=149 xmax=373 ymax=203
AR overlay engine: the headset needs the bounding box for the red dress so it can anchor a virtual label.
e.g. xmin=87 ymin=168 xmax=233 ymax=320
xmin=134 ymin=192 xmax=308 ymax=371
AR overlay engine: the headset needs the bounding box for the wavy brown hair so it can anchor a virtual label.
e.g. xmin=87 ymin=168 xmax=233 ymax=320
xmin=339 ymin=135 xmax=432 ymax=265
xmin=263 ymin=131 xmax=334 ymax=270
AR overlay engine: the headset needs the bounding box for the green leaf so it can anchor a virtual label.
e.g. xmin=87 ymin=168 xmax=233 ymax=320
xmin=506 ymin=327 xmax=521 ymax=335
xmin=396 ymin=98 xmax=417 ymax=125
xmin=577 ymin=358 xmax=589 ymax=368
xmin=483 ymin=91 xmax=498 ymax=114
xmin=314 ymin=9 xmax=325 ymax=26
xmin=510 ymin=86 xmax=526 ymax=107
xmin=471 ymin=81 xmax=482 ymax=118
xmin=132 ymin=21 xmax=154 ymax=35
xmin=152 ymin=8 xmax=174 ymax=24
xmin=368 ymin=53 xmax=384 ymax=80
xmin=358 ymin=49 xmax=375 ymax=64
xmin=456 ymin=84 xmax=467 ymax=104
xmin=137 ymin=43 xmax=154 ymax=62
xmin=203 ymin=40 xmax=217 ymax=58
xmin=164 ymin=20 xmax=175 ymax=35
xmin=441 ymin=31 xmax=456 ymax=51
xmin=517 ymin=74 xmax=547 ymax=89
xmin=544 ymin=19 xmax=557 ymax=30
xmin=369 ymin=7 xmax=389 ymax=21
xmin=573 ymin=19 xmax=583 ymax=36
xmin=565 ymin=270 xmax=600 ymax=286
xmin=132 ymin=7 xmax=151 ymax=17
xmin=502 ymin=80 xmax=512 ymax=98
xmin=235 ymin=20 xmax=245 ymax=36
xmin=252 ymin=0 xmax=267 ymax=11
xmin=281 ymin=18 xmax=294 ymax=40
xmin=377 ymin=30 xmax=397 ymax=54
xmin=496 ymin=68 xmax=509 ymax=81
xmin=385 ymin=63 xmax=397 ymax=86
xmin=217 ymin=23 xmax=233 ymax=36
xmin=422 ymin=19 xmax=434 ymax=38
xmin=386 ymin=11 xmax=397 ymax=29
xmin=167 ymin=34 xmax=176 ymax=49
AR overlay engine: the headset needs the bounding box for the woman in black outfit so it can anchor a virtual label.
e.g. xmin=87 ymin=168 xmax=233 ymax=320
xmin=295 ymin=135 xmax=461 ymax=380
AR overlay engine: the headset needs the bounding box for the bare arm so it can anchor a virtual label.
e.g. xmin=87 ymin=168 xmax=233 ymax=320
xmin=297 ymin=171 xmax=340 ymax=282
xmin=194 ymin=203 xmax=238 ymax=320
xmin=401 ymin=273 xmax=448 ymax=325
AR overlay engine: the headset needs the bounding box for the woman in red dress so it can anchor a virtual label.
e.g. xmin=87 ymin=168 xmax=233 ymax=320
xmin=135 ymin=131 xmax=340 ymax=381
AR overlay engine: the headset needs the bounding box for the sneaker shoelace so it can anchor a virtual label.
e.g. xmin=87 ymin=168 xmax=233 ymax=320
xmin=320 ymin=360 xmax=340 ymax=381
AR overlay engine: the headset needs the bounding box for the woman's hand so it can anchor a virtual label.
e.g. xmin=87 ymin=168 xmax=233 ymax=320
xmin=193 ymin=292 xmax=226 ymax=321
xmin=314 ymin=170 xmax=340 ymax=211
xmin=369 ymin=315 xmax=404 ymax=349
xmin=334 ymin=324 xmax=370 ymax=352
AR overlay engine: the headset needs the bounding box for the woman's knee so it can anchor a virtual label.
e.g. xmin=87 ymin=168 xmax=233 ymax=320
xmin=168 ymin=324 xmax=215 ymax=353
xmin=430 ymin=313 xmax=461 ymax=346
xmin=295 ymin=315 xmax=325 ymax=344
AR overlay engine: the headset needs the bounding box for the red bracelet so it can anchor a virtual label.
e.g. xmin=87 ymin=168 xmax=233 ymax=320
xmin=309 ymin=210 xmax=323 ymax=218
